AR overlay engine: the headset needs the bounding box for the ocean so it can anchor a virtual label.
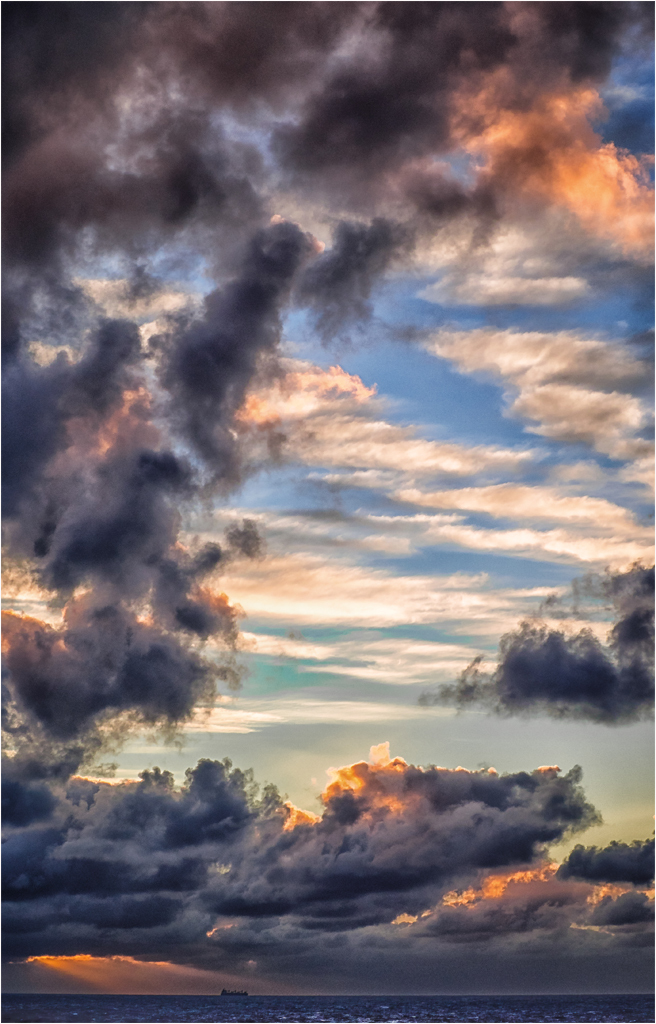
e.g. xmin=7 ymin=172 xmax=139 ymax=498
xmin=1 ymin=994 xmax=654 ymax=1023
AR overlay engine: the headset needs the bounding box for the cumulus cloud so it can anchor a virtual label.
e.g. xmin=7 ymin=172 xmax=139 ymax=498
xmin=421 ymin=564 xmax=654 ymax=723
xmin=4 ymin=747 xmax=651 ymax=993
xmin=2 ymin=751 xmax=600 ymax=960
xmin=558 ymin=838 xmax=655 ymax=884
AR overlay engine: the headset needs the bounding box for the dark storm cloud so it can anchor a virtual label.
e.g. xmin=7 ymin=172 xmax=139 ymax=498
xmin=1 ymin=779 xmax=57 ymax=828
xmin=273 ymin=3 xmax=515 ymax=178
xmin=3 ymin=197 xmax=309 ymax=757
xmin=589 ymin=890 xmax=654 ymax=927
xmin=422 ymin=876 xmax=590 ymax=942
xmin=2 ymin=2 xmax=142 ymax=167
xmin=2 ymin=504 xmax=259 ymax=759
xmin=421 ymin=565 xmax=654 ymax=723
xmin=2 ymin=606 xmax=217 ymax=743
xmin=2 ymin=756 xmax=600 ymax=961
xmin=4 ymin=3 xmax=649 ymax=298
xmin=296 ymin=218 xmax=410 ymax=340
xmin=271 ymin=2 xmax=652 ymax=220
xmin=163 ymin=220 xmax=314 ymax=476
xmin=558 ymin=838 xmax=655 ymax=884
xmin=2 ymin=318 xmax=141 ymax=519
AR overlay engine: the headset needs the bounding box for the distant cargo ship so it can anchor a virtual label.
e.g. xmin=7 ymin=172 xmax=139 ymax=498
xmin=220 ymin=989 xmax=248 ymax=996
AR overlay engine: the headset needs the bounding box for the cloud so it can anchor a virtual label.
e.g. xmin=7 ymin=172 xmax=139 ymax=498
xmin=235 ymin=356 xmax=536 ymax=482
xmin=422 ymin=564 xmax=654 ymax=723
xmin=184 ymin=698 xmax=453 ymax=734
xmin=395 ymin=482 xmax=641 ymax=531
xmin=4 ymin=954 xmax=265 ymax=997
xmin=75 ymin=277 xmax=201 ymax=323
xmin=240 ymin=630 xmax=485 ymax=688
xmin=391 ymin=483 xmax=652 ymax=568
xmin=272 ymin=2 xmax=652 ymax=241
xmin=293 ymin=416 xmax=536 ymax=480
xmin=416 ymin=864 xmax=653 ymax=946
xmin=296 ymin=218 xmax=411 ymax=339
xmin=558 ymin=838 xmax=655 ymax=885
xmin=2 ymin=750 xmax=601 ymax=965
xmin=4 ymin=4 xmax=650 ymax=774
xmin=457 ymin=84 xmax=654 ymax=258
xmin=420 ymin=274 xmax=590 ymax=307
xmin=161 ymin=220 xmax=315 ymax=477
xmin=426 ymin=328 xmax=653 ymax=467
xmin=210 ymin=545 xmax=555 ymax=636
xmin=2 ymin=218 xmax=299 ymax=771
xmin=4 ymin=749 xmax=649 ymax=989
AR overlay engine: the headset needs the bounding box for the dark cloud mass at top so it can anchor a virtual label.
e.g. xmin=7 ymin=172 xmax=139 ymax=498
xmin=2 ymin=1 xmax=654 ymax=985
xmin=5 ymin=0 xmax=648 ymax=756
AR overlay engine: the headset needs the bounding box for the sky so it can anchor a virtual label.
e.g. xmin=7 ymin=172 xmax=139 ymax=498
xmin=2 ymin=0 xmax=654 ymax=998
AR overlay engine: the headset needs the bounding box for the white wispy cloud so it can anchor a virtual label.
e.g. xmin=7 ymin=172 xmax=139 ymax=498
xmin=239 ymin=630 xmax=488 ymax=686
xmin=420 ymin=274 xmax=590 ymax=307
xmin=184 ymin=697 xmax=455 ymax=733
xmin=206 ymin=540 xmax=564 ymax=638
xmin=237 ymin=358 xmax=538 ymax=482
xmin=425 ymin=327 xmax=653 ymax=469
xmin=393 ymin=483 xmax=639 ymax=529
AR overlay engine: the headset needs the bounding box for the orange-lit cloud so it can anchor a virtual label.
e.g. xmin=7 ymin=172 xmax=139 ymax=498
xmin=236 ymin=363 xmax=376 ymax=427
xmin=442 ymin=862 xmax=560 ymax=908
xmin=1 ymin=609 xmax=50 ymax=654
xmin=282 ymin=800 xmax=321 ymax=831
xmin=323 ymin=748 xmax=409 ymax=806
xmin=458 ymin=85 xmax=654 ymax=258
xmin=586 ymin=882 xmax=638 ymax=906
xmin=61 ymin=386 xmax=160 ymax=464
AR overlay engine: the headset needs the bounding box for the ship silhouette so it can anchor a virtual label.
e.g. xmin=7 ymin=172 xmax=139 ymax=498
xmin=220 ymin=988 xmax=248 ymax=996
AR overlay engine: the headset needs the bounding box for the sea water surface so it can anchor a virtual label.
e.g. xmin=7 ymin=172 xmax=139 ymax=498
xmin=2 ymin=993 xmax=654 ymax=1023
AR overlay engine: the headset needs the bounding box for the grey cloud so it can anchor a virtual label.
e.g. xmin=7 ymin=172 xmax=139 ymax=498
xmin=296 ymin=219 xmax=411 ymax=341
xmin=225 ymin=519 xmax=265 ymax=561
xmin=2 ymin=604 xmax=217 ymax=743
xmin=2 ymin=318 xmax=141 ymax=521
xmin=2 ymin=756 xmax=599 ymax=962
xmin=162 ymin=220 xmax=314 ymax=478
xmin=423 ymin=878 xmax=588 ymax=942
xmin=590 ymin=890 xmax=654 ymax=927
xmin=421 ymin=565 xmax=654 ymax=723
xmin=2 ymin=223 xmax=312 ymax=759
xmin=558 ymin=838 xmax=654 ymax=885
xmin=419 ymin=874 xmax=653 ymax=946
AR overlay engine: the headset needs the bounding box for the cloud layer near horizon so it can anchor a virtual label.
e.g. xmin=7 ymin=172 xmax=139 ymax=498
xmin=2 ymin=749 xmax=652 ymax=990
